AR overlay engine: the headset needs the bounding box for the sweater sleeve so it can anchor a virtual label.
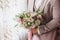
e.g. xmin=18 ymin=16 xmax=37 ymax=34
xmin=38 ymin=0 xmax=60 ymax=34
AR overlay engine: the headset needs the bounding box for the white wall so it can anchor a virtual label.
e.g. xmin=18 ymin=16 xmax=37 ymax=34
xmin=0 ymin=0 xmax=28 ymax=40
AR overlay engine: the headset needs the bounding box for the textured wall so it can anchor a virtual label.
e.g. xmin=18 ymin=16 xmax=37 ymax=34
xmin=0 ymin=0 xmax=28 ymax=40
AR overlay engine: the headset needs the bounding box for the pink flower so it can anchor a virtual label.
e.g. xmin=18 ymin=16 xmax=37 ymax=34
xmin=17 ymin=18 xmax=21 ymax=23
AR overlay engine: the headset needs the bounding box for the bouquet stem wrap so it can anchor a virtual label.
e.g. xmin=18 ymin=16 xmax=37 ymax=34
xmin=28 ymin=28 xmax=33 ymax=40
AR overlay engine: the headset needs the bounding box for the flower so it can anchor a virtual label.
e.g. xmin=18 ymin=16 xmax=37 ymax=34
xmin=16 ymin=10 xmax=44 ymax=29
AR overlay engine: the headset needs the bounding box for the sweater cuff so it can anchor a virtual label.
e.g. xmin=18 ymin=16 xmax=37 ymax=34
xmin=37 ymin=25 xmax=51 ymax=35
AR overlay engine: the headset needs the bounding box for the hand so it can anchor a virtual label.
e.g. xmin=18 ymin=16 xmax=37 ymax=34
xmin=39 ymin=25 xmax=49 ymax=34
xmin=32 ymin=28 xmax=38 ymax=34
xmin=29 ymin=28 xmax=38 ymax=34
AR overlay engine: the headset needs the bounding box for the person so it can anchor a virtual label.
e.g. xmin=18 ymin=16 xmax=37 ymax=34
xmin=28 ymin=0 xmax=60 ymax=40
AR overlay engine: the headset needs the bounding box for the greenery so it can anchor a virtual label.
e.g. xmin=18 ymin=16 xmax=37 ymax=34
xmin=16 ymin=9 xmax=44 ymax=28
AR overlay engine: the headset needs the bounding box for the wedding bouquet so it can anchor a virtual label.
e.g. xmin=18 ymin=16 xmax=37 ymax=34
xmin=16 ymin=9 xmax=44 ymax=29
